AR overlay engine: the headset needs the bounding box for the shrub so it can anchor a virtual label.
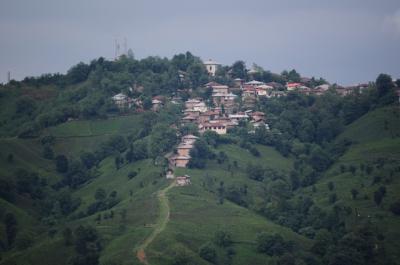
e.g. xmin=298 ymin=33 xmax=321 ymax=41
xmin=199 ymin=242 xmax=217 ymax=263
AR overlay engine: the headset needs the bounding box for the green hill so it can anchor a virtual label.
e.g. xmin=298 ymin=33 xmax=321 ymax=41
xmin=0 ymin=54 xmax=399 ymax=265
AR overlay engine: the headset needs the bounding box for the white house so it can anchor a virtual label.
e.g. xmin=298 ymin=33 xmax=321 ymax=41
xmin=203 ymin=59 xmax=221 ymax=76
xmin=244 ymin=80 xmax=265 ymax=87
xmin=176 ymin=175 xmax=191 ymax=186
xmin=182 ymin=134 xmax=199 ymax=145
xmin=193 ymin=102 xmax=208 ymax=113
xmin=112 ymin=93 xmax=131 ymax=109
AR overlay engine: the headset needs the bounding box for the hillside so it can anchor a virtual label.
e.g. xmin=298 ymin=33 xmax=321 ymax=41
xmin=0 ymin=54 xmax=399 ymax=265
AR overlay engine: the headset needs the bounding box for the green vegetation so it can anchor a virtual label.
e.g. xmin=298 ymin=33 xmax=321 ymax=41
xmin=0 ymin=53 xmax=399 ymax=265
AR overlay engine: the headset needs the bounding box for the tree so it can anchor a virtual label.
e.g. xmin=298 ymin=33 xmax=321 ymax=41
xmin=311 ymin=229 xmax=333 ymax=256
xmin=56 ymin=155 xmax=69 ymax=173
xmin=73 ymin=225 xmax=101 ymax=265
xmin=7 ymin=153 xmax=14 ymax=163
xmin=246 ymin=163 xmax=264 ymax=181
xmin=95 ymin=188 xmax=107 ymax=201
xmin=15 ymin=232 xmax=33 ymax=250
xmin=15 ymin=96 xmax=36 ymax=115
xmin=214 ymin=230 xmax=232 ymax=248
xmin=80 ymin=152 xmax=97 ymax=169
xmin=256 ymin=232 xmax=292 ymax=256
xmin=329 ymin=193 xmax=337 ymax=204
xmin=376 ymin=73 xmax=393 ymax=97
xmin=389 ymin=201 xmax=400 ymax=215
xmin=67 ymin=62 xmax=90 ymax=84
xmin=142 ymin=96 xmax=152 ymax=110
xmin=231 ymin=61 xmax=247 ymax=79
xmin=351 ymin=188 xmax=359 ymax=200
xmin=4 ymin=212 xmax=17 ymax=248
xmin=217 ymin=181 xmax=225 ymax=204
xmin=187 ymin=62 xmax=208 ymax=88
xmin=43 ymin=145 xmax=54 ymax=159
xmin=373 ymin=186 xmax=386 ymax=206
xmin=63 ymin=227 xmax=74 ymax=246
xmin=199 ymin=242 xmax=217 ymax=263
xmin=170 ymin=245 xmax=192 ymax=265
xmin=128 ymin=171 xmax=137 ymax=179
xmin=114 ymin=155 xmax=123 ymax=170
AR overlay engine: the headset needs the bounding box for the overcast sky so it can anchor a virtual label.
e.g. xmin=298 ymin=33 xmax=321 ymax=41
xmin=0 ymin=0 xmax=399 ymax=85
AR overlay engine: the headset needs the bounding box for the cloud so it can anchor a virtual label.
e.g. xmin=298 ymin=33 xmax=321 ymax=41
xmin=383 ymin=9 xmax=400 ymax=35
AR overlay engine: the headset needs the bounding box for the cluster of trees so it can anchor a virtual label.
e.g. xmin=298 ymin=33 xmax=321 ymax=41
xmin=198 ymin=230 xmax=235 ymax=264
xmin=86 ymin=188 xmax=120 ymax=216
xmin=0 ymin=52 xmax=207 ymax=138
xmin=64 ymin=225 xmax=102 ymax=265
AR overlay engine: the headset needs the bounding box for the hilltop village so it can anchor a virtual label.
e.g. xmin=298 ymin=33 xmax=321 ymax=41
xmin=109 ymin=59 xmax=387 ymax=170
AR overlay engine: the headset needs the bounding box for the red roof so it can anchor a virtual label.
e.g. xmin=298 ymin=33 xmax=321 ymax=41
xmin=287 ymin=82 xmax=302 ymax=87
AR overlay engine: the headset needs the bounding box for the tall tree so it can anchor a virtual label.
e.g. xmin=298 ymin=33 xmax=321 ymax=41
xmin=376 ymin=73 xmax=393 ymax=97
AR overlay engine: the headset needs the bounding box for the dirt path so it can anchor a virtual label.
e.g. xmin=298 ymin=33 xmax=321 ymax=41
xmin=136 ymin=181 xmax=176 ymax=264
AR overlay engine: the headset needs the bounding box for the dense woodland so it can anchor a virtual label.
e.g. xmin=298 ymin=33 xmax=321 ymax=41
xmin=0 ymin=52 xmax=399 ymax=265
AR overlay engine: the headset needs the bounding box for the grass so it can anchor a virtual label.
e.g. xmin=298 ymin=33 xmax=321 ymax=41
xmin=296 ymin=105 xmax=400 ymax=261
xmin=1 ymin=105 xmax=399 ymax=265
xmin=47 ymin=114 xmax=143 ymax=138
xmin=148 ymin=182 xmax=311 ymax=265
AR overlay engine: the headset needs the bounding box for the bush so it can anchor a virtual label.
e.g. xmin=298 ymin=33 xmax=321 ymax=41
xmin=214 ymin=230 xmax=232 ymax=248
xmin=389 ymin=201 xmax=400 ymax=215
xmin=256 ymin=232 xmax=293 ymax=256
xmin=128 ymin=171 xmax=137 ymax=179
xmin=15 ymin=232 xmax=33 ymax=250
xmin=199 ymin=242 xmax=217 ymax=263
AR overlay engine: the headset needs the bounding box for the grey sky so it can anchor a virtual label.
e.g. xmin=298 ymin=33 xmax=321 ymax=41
xmin=0 ymin=0 xmax=399 ymax=85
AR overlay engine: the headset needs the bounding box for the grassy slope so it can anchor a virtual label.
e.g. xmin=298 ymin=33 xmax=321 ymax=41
xmin=151 ymin=144 xmax=310 ymax=265
xmin=3 ymin=106 xmax=399 ymax=265
xmin=298 ymin=106 xmax=400 ymax=260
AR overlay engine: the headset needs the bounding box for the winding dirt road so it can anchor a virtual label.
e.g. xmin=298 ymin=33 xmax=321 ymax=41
xmin=135 ymin=181 xmax=176 ymax=264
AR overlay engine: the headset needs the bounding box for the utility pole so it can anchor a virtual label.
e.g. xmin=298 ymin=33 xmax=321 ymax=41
xmin=7 ymin=71 xmax=10 ymax=83
xmin=123 ymin=37 xmax=127 ymax=55
xmin=115 ymin=38 xmax=121 ymax=60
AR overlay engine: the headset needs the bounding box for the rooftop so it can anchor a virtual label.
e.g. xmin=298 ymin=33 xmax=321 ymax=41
xmin=203 ymin=59 xmax=220 ymax=65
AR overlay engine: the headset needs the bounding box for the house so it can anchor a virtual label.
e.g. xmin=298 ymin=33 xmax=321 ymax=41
xmin=250 ymin=111 xmax=265 ymax=122
xmin=112 ymin=93 xmax=131 ymax=109
xmin=177 ymin=143 xmax=194 ymax=157
xmin=152 ymin=99 xmax=163 ymax=111
xmin=212 ymin=85 xmax=229 ymax=95
xmin=181 ymin=115 xmax=198 ymax=124
xmin=212 ymin=92 xmax=237 ymax=107
xmin=233 ymin=78 xmax=244 ymax=88
xmin=198 ymin=110 xmax=218 ymax=123
xmin=286 ymin=82 xmax=302 ymax=91
xmin=193 ymin=102 xmax=208 ymax=113
xmin=199 ymin=122 xmax=227 ymax=135
xmin=185 ymin=99 xmax=202 ymax=110
xmin=176 ymin=175 xmax=191 ymax=186
xmin=183 ymin=109 xmax=201 ymax=117
xmin=244 ymin=80 xmax=265 ymax=87
xmin=315 ymin=84 xmax=330 ymax=91
xmin=242 ymin=86 xmax=256 ymax=97
xmin=166 ymin=169 xmax=175 ymax=179
xmin=256 ymin=88 xmax=268 ymax=97
xmin=203 ymin=59 xmax=220 ymax=76
xmin=173 ymin=156 xmax=191 ymax=168
xmin=267 ymin=91 xmax=286 ymax=98
xmin=252 ymin=121 xmax=270 ymax=130
xmin=228 ymin=112 xmax=249 ymax=122
xmin=182 ymin=134 xmax=198 ymax=145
